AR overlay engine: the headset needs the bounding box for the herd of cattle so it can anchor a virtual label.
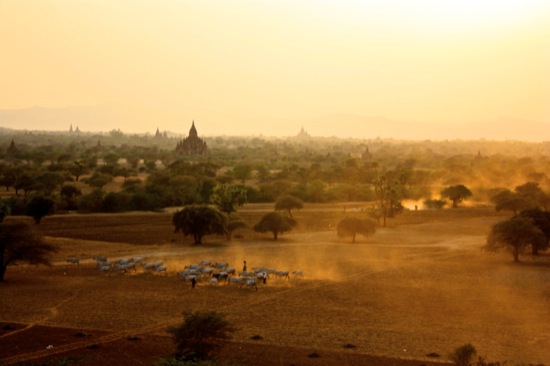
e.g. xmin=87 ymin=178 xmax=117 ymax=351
xmin=66 ymin=256 xmax=304 ymax=290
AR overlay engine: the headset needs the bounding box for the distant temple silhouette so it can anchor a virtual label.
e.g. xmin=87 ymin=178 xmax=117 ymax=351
xmin=69 ymin=124 xmax=80 ymax=133
xmin=6 ymin=139 xmax=17 ymax=157
xmin=361 ymin=146 xmax=372 ymax=160
xmin=154 ymin=128 xmax=168 ymax=139
xmin=175 ymin=121 xmax=207 ymax=156
xmin=296 ymin=126 xmax=311 ymax=139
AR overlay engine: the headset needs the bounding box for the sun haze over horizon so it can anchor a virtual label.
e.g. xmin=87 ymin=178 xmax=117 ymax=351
xmin=1 ymin=1 xmax=549 ymax=139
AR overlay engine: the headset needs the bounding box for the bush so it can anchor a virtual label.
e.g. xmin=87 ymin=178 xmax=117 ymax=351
xmin=449 ymin=343 xmax=476 ymax=366
xmin=168 ymin=311 xmax=234 ymax=360
xmin=424 ymin=199 xmax=447 ymax=210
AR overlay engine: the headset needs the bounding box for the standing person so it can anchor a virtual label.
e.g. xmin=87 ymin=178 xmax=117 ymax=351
xmin=262 ymin=272 xmax=267 ymax=285
xmin=243 ymin=260 xmax=247 ymax=272
xmin=191 ymin=277 xmax=197 ymax=289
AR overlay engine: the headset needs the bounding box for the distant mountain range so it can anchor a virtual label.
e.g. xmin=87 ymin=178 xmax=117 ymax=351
xmin=301 ymin=114 xmax=550 ymax=142
xmin=0 ymin=105 xmax=548 ymax=142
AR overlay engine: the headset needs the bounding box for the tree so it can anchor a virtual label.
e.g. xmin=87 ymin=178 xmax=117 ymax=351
xmin=373 ymin=175 xmax=405 ymax=227
xmin=232 ymin=163 xmax=253 ymax=185
xmin=0 ymin=222 xmax=57 ymax=282
xmin=26 ymin=196 xmax=55 ymax=224
xmin=253 ymin=211 xmax=296 ymax=240
xmin=441 ymin=184 xmax=472 ymax=208
xmin=84 ymin=172 xmax=112 ymax=189
xmin=60 ymin=184 xmax=82 ymax=210
xmin=275 ymin=194 xmax=303 ymax=218
xmin=168 ymin=175 xmax=200 ymax=205
xmin=172 ymin=205 xmax=227 ymax=244
xmin=14 ymin=172 xmax=35 ymax=197
xmin=211 ymin=184 xmax=247 ymax=215
xmin=491 ymin=189 xmax=531 ymax=215
xmin=34 ymin=171 xmax=66 ymax=195
xmin=518 ymin=209 xmax=550 ymax=254
xmin=101 ymin=192 xmax=132 ymax=212
xmin=485 ymin=216 xmax=546 ymax=262
xmin=337 ymin=217 xmax=377 ymax=243
xmin=306 ymin=179 xmax=327 ymax=203
xmin=225 ymin=214 xmax=247 ymax=240
xmin=168 ymin=311 xmax=234 ymax=360
xmin=78 ymin=188 xmax=105 ymax=213
xmin=515 ymin=181 xmax=550 ymax=210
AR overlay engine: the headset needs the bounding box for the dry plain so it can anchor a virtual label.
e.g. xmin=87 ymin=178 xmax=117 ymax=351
xmin=0 ymin=205 xmax=549 ymax=365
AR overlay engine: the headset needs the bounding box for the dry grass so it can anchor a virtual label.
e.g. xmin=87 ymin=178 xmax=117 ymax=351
xmin=0 ymin=206 xmax=549 ymax=365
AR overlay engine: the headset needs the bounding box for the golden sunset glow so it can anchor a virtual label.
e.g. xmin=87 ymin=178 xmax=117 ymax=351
xmin=0 ymin=0 xmax=548 ymax=138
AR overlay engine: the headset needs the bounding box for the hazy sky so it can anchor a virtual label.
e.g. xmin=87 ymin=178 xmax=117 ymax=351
xmin=1 ymin=1 xmax=549 ymax=137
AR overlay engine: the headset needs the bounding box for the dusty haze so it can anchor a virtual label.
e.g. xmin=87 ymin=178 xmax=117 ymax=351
xmin=1 ymin=1 xmax=549 ymax=139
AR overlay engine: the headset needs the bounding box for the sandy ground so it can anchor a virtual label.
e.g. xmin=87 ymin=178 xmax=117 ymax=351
xmin=1 ymin=212 xmax=549 ymax=365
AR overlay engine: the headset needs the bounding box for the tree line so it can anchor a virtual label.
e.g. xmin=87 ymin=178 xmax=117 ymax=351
xmin=0 ymin=131 xmax=548 ymax=225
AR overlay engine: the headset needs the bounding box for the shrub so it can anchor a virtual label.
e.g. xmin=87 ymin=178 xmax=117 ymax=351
xmin=449 ymin=343 xmax=476 ymax=366
xmin=168 ymin=311 xmax=234 ymax=360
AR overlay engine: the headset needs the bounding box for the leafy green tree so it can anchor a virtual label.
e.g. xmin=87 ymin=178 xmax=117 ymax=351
xmin=26 ymin=196 xmax=55 ymax=224
xmin=275 ymin=194 xmax=303 ymax=218
xmin=211 ymin=184 xmax=247 ymax=215
xmin=102 ymin=192 xmax=132 ymax=213
xmin=441 ymin=184 xmax=472 ymax=208
xmin=173 ymin=205 xmax=227 ymax=244
xmin=169 ymin=175 xmax=200 ymax=205
xmin=129 ymin=189 xmax=162 ymax=211
xmin=337 ymin=217 xmax=377 ymax=243
xmin=485 ymin=216 xmax=546 ymax=262
xmin=0 ymin=222 xmax=57 ymax=282
xmin=14 ymin=172 xmax=35 ymax=197
xmin=34 ymin=171 xmax=66 ymax=195
xmin=232 ymin=163 xmax=253 ymax=185
xmin=255 ymin=164 xmax=271 ymax=183
xmin=259 ymin=179 xmax=293 ymax=202
xmin=168 ymin=311 xmax=234 ymax=360
xmin=60 ymin=184 xmax=82 ymax=210
xmin=306 ymin=179 xmax=327 ymax=203
xmin=84 ymin=172 xmax=113 ymax=189
xmin=253 ymin=211 xmax=296 ymax=240
xmin=78 ymin=188 xmax=105 ymax=213
xmin=196 ymin=177 xmax=217 ymax=204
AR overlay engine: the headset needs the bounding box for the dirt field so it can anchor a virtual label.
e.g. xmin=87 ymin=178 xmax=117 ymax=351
xmin=1 ymin=206 xmax=549 ymax=365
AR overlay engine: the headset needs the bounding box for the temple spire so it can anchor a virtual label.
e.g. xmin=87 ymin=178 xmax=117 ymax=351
xmin=189 ymin=120 xmax=198 ymax=138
